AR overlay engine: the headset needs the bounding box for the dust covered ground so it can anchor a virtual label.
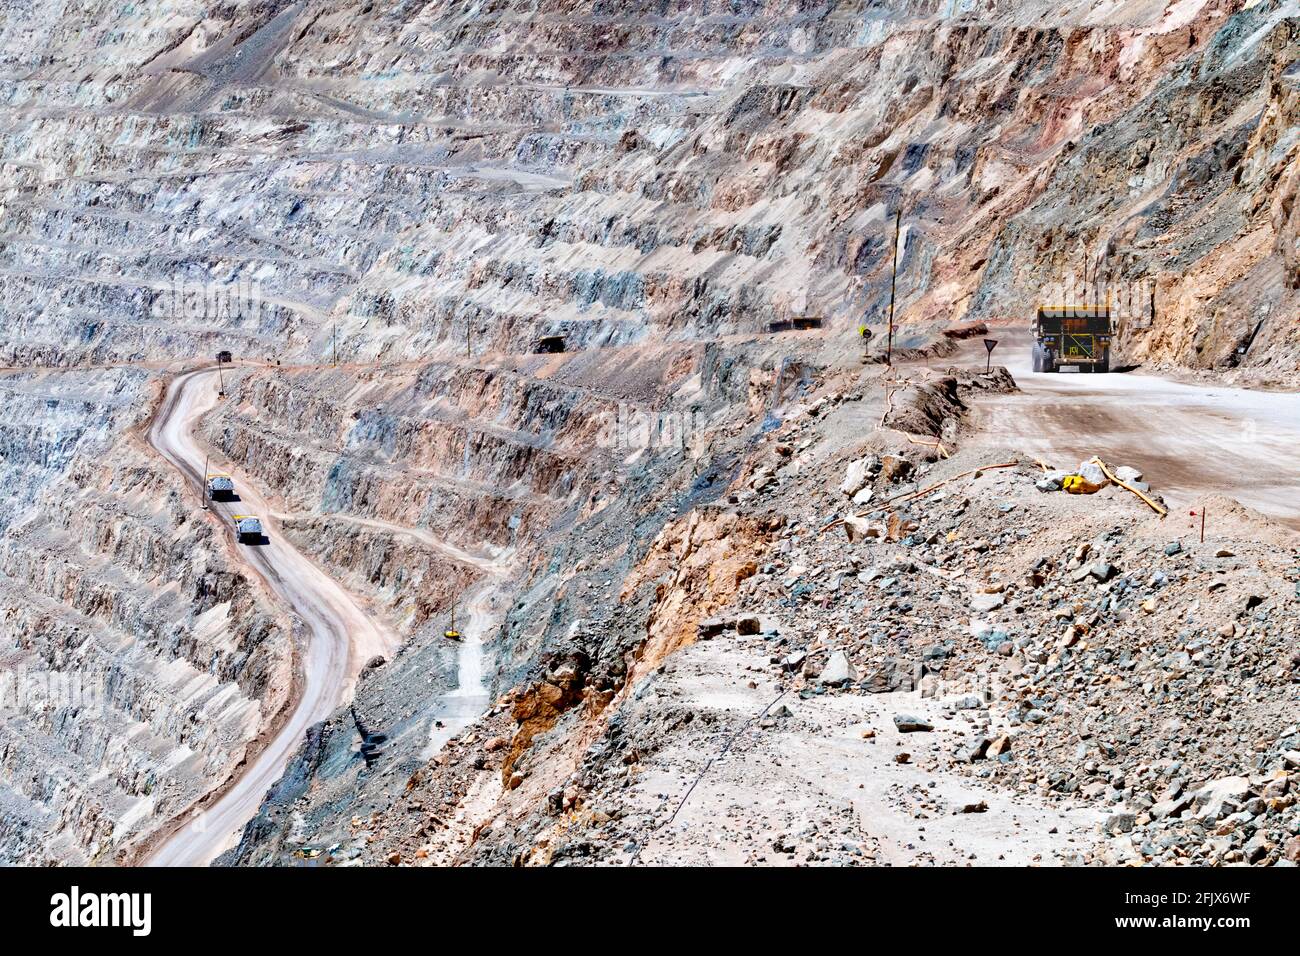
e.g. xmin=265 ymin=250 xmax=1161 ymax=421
xmin=305 ymin=357 xmax=1299 ymax=867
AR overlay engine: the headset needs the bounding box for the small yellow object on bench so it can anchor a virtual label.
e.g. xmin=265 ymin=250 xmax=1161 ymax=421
xmin=1062 ymin=474 xmax=1103 ymax=495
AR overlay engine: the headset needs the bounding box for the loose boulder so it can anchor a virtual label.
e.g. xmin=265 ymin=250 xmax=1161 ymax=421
xmin=818 ymin=650 xmax=856 ymax=686
xmin=840 ymin=456 xmax=880 ymax=497
xmin=893 ymin=713 xmax=934 ymax=733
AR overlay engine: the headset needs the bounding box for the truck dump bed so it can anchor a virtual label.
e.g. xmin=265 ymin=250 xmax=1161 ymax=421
xmin=231 ymin=515 xmax=263 ymax=542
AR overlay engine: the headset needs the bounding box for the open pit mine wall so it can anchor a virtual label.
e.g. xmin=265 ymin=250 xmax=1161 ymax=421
xmin=2 ymin=2 xmax=1294 ymax=372
xmin=1 ymin=0 xmax=1297 ymax=865
xmin=975 ymin=3 xmax=1300 ymax=374
xmin=197 ymin=355 xmax=630 ymax=635
xmin=213 ymin=333 xmax=769 ymax=865
xmin=0 ymin=369 xmax=294 ymax=864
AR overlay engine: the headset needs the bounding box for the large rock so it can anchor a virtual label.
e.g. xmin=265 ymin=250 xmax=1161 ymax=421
xmin=1193 ymin=775 xmax=1252 ymax=821
xmin=1088 ymin=561 xmax=1116 ymax=582
xmin=818 ymin=651 xmax=856 ymax=686
xmin=842 ymin=513 xmax=883 ymax=543
xmin=955 ymin=736 xmax=991 ymax=762
xmin=879 ymin=455 xmax=913 ymax=483
xmin=1103 ymin=812 xmax=1137 ymax=835
xmin=697 ymin=617 xmax=730 ymax=638
xmin=893 ymin=713 xmax=934 ymax=733
xmin=1076 ymin=460 xmax=1110 ymax=487
xmin=1150 ymin=795 xmax=1193 ymax=821
xmin=862 ymin=658 xmax=922 ymax=694
xmin=839 ymin=456 xmax=879 ymax=497
xmin=1285 ymin=836 xmax=1300 ymax=863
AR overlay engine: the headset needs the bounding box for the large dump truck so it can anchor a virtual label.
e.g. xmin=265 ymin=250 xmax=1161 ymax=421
xmin=206 ymin=474 xmax=234 ymax=500
xmin=231 ymin=515 xmax=263 ymax=544
xmin=1032 ymin=304 xmax=1113 ymax=373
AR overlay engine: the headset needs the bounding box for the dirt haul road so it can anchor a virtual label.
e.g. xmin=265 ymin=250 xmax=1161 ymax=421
xmin=144 ymin=367 xmax=397 ymax=866
xmin=966 ymin=331 xmax=1300 ymax=528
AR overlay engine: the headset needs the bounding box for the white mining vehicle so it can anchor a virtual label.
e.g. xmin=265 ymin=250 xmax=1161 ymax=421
xmin=231 ymin=514 xmax=263 ymax=543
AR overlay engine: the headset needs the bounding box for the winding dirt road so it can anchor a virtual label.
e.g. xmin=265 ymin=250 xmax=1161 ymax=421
xmin=144 ymin=367 xmax=397 ymax=866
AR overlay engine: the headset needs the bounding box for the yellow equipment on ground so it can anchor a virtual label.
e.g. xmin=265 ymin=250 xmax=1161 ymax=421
xmin=1062 ymin=474 xmax=1103 ymax=495
xmin=444 ymin=606 xmax=461 ymax=641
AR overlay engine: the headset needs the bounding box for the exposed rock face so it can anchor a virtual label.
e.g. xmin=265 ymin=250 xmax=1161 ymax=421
xmin=0 ymin=371 xmax=292 ymax=863
xmin=977 ymin=3 xmax=1300 ymax=376
xmin=1 ymin=0 xmax=1297 ymax=865
xmin=2 ymin=2 xmax=1294 ymax=371
xmin=618 ymin=508 xmax=778 ymax=683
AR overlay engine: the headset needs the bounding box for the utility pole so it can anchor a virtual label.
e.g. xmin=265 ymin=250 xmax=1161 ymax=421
xmin=201 ymin=452 xmax=209 ymax=510
xmin=467 ymin=319 xmax=472 ymax=359
xmin=886 ymin=205 xmax=902 ymax=366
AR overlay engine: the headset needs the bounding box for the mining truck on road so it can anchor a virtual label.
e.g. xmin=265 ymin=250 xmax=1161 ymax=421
xmin=231 ymin=515 xmax=263 ymax=544
xmin=1032 ymin=304 xmax=1113 ymax=373
xmin=206 ymin=474 xmax=234 ymax=500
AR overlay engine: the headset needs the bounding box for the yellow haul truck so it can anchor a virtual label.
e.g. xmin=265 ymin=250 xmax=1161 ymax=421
xmin=1032 ymin=305 xmax=1113 ymax=373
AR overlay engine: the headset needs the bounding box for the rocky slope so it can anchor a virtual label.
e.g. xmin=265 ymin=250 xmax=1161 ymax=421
xmin=0 ymin=369 xmax=293 ymax=863
xmin=4 ymin=2 xmax=1295 ymax=371
xmin=225 ymin=357 xmax=1299 ymax=868
xmin=1 ymin=0 xmax=1297 ymax=864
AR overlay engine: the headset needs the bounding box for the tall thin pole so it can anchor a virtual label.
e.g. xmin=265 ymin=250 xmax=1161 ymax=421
xmin=886 ymin=206 xmax=901 ymax=367
xmin=333 ymin=323 xmax=338 ymax=367
xmin=202 ymin=452 xmax=209 ymax=510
